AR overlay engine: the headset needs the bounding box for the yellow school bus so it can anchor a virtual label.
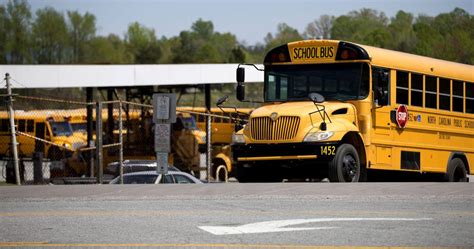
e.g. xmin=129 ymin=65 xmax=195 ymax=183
xmin=233 ymin=39 xmax=473 ymax=182
xmin=67 ymin=108 xmax=206 ymax=175
xmin=177 ymin=107 xmax=253 ymax=180
xmin=0 ymin=110 xmax=87 ymax=175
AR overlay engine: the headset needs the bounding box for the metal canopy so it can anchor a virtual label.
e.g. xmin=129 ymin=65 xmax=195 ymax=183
xmin=0 ymin=64 xmax=264 ymax=89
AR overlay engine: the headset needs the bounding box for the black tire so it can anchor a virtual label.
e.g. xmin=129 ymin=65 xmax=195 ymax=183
xmin=444 ymin=158 xmax=468 ymax=182
xmin=214 ymin=164 xmax=228 ymax=182
xmin=328 ymin=144 xmax=361 ymax=182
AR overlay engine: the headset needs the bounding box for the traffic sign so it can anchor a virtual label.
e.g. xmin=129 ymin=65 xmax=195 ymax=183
xmin=153 ymin=93 xmax=176 ymax=123
xmin=154 ymin=124 xmax=171 ymax=152
xmin=395 ymin=105 xmax=408 ymax=128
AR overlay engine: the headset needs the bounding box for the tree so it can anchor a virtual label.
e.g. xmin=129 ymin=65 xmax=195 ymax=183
xmin=331 ymin=8 xmax=390 ymax=47
xmin=191 ymin=19 xmax=214 ymax=39
xmin=429 ymin=8 xmax=474 ymax=64
xmin=0 ymin=5 xmax=7 ymax=63
xmin=304 ymin=15 xmax=334 ymax=39
xmin=412 ymin=15 xmax=441 ymax=57
xmin=85 ymin=34 xmax=133 ymax=64
xmin=172 ymin=19 xmax=241 ymax=63
xmin=125 ymin=22 xmax=161 ymax=63
xmin=32 ymin=7 xmax=68 ymax=64
xmin=67 ymin=10 xmax=96 ymax=63
xmin=388 ymin=11 xmax=416 ymax=52
xmin=5 ymin=0 xmax=32 ymax=64
xmin=265 ymin=23 xmax=302 ymax=51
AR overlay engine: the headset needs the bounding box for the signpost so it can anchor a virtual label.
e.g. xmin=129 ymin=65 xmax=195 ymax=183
xmin=153 ymin=94 xmax=176 ymax=175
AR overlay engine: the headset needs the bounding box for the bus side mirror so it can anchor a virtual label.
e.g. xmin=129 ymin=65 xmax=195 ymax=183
xmin=236 ymin=67 xmax=245 ymax=102
xmin=236 ymin=67 xmax=245 ymax=83
xmin=236 ymin=83 xmax=245 ymax=102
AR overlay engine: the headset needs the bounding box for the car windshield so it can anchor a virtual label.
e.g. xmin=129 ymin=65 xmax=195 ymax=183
xmin=264 ymin=63 xmax=369 ymax=102
xmin=49 ymin=121 xmax=73 ymax=137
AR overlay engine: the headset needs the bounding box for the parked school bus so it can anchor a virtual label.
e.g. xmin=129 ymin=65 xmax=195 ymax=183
xmin=177 ymin=107 xmax=252 ymax=180
xmin=67 ymin=108 xmax=205 ymax=175
xmin=0 ymin=110 xmax=87 ymax=176
xmin=233 ymin=39 xmax=473 ymax=182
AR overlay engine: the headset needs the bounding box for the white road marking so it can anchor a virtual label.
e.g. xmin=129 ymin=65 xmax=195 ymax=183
xmin=199 ymin=217 xmax=432 ymax=235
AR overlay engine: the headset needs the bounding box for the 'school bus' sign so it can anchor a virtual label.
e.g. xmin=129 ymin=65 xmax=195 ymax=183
xmin=288 ymin=42 xmax=337 ymax=63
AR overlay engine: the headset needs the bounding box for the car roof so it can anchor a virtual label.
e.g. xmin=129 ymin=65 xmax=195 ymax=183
xmin=110 ymin=170 xmax=202 ymax=183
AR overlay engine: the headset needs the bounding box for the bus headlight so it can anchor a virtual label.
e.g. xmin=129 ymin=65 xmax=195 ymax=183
xmin=232 ymin=134 xmax=245 ymax=144
xmin=303 ymin=131 xmax=334 ymax=142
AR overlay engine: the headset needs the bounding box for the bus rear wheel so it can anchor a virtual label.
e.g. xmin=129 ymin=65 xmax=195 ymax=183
xmin=328 ymin=144 xmax=360 ymax=182
xmin=445 ymin=158 xmax=468 ymax=182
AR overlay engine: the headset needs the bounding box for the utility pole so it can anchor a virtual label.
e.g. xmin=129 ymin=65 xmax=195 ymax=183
xmin=5 ymin=73 xmax=21 ymax=185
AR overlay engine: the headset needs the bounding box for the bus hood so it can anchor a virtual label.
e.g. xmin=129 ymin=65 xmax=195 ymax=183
xmin=53 ymin=136 xmax=87 ymax=151
xmin=243 ymin=101 xmax=358 ymax=143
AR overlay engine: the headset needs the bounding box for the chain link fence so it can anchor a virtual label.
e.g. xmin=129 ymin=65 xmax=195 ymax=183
xmin=1 ymin=93 xmax=214 ymax=184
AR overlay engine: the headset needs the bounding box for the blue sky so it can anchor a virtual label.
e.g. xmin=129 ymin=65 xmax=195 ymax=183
xmin=5 ymin=0 xmax=473 ymax=45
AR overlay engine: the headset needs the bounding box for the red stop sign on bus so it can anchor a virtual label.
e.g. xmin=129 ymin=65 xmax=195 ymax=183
xmin=396 ymin=105 xmax=409 ymax=129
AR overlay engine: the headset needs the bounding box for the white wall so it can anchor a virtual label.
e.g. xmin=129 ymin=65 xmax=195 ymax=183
xmin=0 ymin=64 xmax=264 ymax=89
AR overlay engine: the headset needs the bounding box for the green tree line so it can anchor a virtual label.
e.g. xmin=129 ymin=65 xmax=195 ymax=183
xmin=0 ymin=0 xmax=472 ymax=65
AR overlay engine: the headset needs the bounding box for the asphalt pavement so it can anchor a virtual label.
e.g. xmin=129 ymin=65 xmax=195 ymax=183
xmin=1 ymin=183 xmax=473 ymax=248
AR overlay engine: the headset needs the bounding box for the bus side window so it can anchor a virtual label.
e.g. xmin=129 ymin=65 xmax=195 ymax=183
xmin=0 ymin=119 xmax=8 ymax=132
xmin=373 ymin=67 xmax=390 ymax=106
xmin=439 ymin=78 xmax=450 ymax=111
xmin=396 ymin=71 xmax=408 ymax=105
xmin=452 ymin=81 xmax=463 ymax=112
xmin=18 ymin=120 xmax=26 ymax=132
xmin=214 ymin=112 xmax=222 ymax=123
xmin=27 ymin=120 xmax=34 ymax=132
xmin=410 ymin=73 xmax=423 ymax=107
xmin=198 ymin=114 xmax=205 ymax=123
xmin=467 ymin=83 xmax=474 ymax=114
xmin=425 ymin=76 xmax=437 ymax=109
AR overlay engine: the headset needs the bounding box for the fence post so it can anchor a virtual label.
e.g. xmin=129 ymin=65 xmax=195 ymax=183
xmin=119 ymin=101 xmax=123 ymax=184
xmin=205 ymin=84 xmax=212 ymax=182
xmin=96 ymin=102 xmax=103 ymax=184
xmin=5 ymin=73 xmax=20 ymax=185
xmin=33 ymin=152 xmax=44 ymax=184
xmin=86 ymin=88 xmax=94 ymax=177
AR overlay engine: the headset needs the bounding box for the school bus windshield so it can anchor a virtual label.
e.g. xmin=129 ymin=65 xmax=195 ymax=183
xmin=265 ymin=63 xmax=370 ymax=102
xmin=181 ymin=117 xmax=198 ymax=130
xmin=71 ymin=123 xmax=87 ymax=133
xmin=49 ymin=121 xmax=73 ymax=137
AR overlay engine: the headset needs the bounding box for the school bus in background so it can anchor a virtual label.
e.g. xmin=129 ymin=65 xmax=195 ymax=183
xmin=67 ymin=108 xmax=206 ymax=176
xmin=177 ymin=107 xmax=253 ymax=180
xmin=233 ymin=39 xmax=473 ymax=182
xmin=0 ymin=110 xmax=87 ymax=176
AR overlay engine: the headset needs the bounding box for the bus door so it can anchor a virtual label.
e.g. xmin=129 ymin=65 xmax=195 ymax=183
xmin=371 ymin=67 xmax=395 ymax=169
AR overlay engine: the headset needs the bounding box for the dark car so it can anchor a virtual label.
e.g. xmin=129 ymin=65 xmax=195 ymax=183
xmin=109 ymin=170 xmax=203 ymax=184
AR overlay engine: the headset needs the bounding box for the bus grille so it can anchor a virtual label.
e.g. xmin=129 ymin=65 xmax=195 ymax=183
xmin=250 ymin=116 xmax=300 ymax=141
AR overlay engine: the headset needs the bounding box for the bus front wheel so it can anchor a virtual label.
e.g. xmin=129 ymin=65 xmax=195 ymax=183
xmin=328 ymin=144 xmax=361 ymax=182
xmin=444 ymin=158 xmax=468 ymax=182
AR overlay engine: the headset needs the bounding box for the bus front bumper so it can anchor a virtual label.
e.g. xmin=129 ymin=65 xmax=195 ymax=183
xmin=232 ymin=142 xmax=338 ymax=163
